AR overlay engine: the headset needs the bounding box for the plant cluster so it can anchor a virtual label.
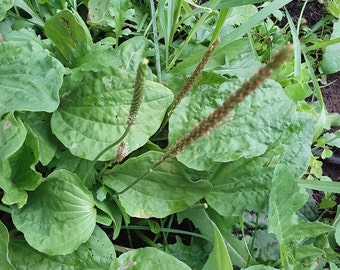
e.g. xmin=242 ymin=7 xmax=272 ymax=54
xmin=1 ymin=0 xmax=340 ymax=269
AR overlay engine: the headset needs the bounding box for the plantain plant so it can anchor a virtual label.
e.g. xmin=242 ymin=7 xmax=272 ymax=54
xmin=1 ymin=0 xmax=340 ymax=269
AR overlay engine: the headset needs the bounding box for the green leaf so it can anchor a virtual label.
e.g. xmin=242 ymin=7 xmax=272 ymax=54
xmin=0 ymin=0 xmax=13 ymax=21
xmin=51 ymin=148 xmax=97 ymax=188
xmin=177 ymin=209 xmax=233 ymax=269
xmin=207 ymin=208 xmax=250 ymax=268
xmin=165 ymin=236 xmax=209 ymax=270
xmin=8 ymin=0 xmax=44 ymax=27
xmin=70 ymin=43 xmax=122 ymax=80
xmin=268 ymin=165 xmax=333 ymax=245
xmin=293 ymin=243 xmax=325 ymax=261
xmin=0 ymin=221 xmax=15 ymax=270
xmin=21 ymin=112 xmax=59 ymax=166
xmin=327 ymin=1 xmax=340 ymax=18
xmin=206 ymin=160 xmax=273 ymax=217
xmin=202 ymin=220 xmax=233 ymax=270
xmin=109 ymin=247 xmax=191 ymax=270
xmin=205 ymin=112 xmax=313 ymax=216
xmin=103 ymin=151 xmax=212 ymax=218
xmin=45 ymin=9 xmax=92 ymax=64
xmin=244 ymin=266 xmax=277 ymax=270
xmin=0 ymin=41 xmax=64 ymax=117
xmin=321 ymin=131 xmax=340 ymax=148
xmin=298 ymin=180 xmax=340 ymax=194
xmin=216 ymin=0 xmax=266 ymax=8
xmin=274 ymin=112 xmax=314 ymax=179
xmin=251 ymin=230 xmax=280 ymax=263
xmin=51 ymin=68 xmax=173 ymax=161
xmin=169 ymin=79 xmax=295 ymax=170
xmin=0 ymin=130 xmax=40 ymax=208
xmin=94 ymin=198 xmax=122 ymax=239
xmin=0 ymin=112 xmax=27 ymax=160
xmin=88 ymin=0 xmax=133 ymax=45
xmin=321 ymin=19 xmax=340 ymax=74
xmin=336 ymin=215 xmax=340 ymax=247
xmin=9 ymin=226 xmax=115 ymax=269
xmin=11 ymin=170 xmax=96 ymax=256
xmin=171 ymin=38 xmax=262 ymax=79
xmin=87 ymin=0 xmax=115 ymax=28
xmin=117 ymin=36 xmax=150 ymax=74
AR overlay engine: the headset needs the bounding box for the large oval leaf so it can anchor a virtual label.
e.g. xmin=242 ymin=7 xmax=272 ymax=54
xmin=109 ymin=247 xmax=191 ymax=270
xmin=11 ymin=170 xmax=96 ymax=256
xmin=51 ymin=67 xmax=173 ymax=161
xmin=169 ymin=79 xmax=295 ymax=170
xmin=103 ymin=151 xmax=212 ymax=218
xmin=205 ymin=112 xmax=314 ymax=217
xmin=8 ymin=226 xmax=115 ymax=269
xmin=0 ymin=41 xmax=64 ymax=117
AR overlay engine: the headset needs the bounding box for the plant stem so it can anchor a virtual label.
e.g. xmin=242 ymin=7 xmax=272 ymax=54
xmin=113 ymin=244 xmax=132 ymax=253
xmin=167 ymin=38 xmax=220 ymax=118
xmin=247 ymin=212 xmax=259 ymax=267
xmin=135 ymin=230 xmax=160 ymax=249
xmin=149 ymin=0 xmax=162 ymax=82
xmin=0 ymin=204 xmax=11 ymax=213
xmin=121 ymin=225 xmax=210 ymax=241
xmin=156 ymin=38 xmax=220 ymax=136
xmin=116 ymin=159 xmax=163 ymax=195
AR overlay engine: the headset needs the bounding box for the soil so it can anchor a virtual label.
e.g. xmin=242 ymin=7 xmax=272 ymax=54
xmin=321 ymin=72 xmax=340 ymax=182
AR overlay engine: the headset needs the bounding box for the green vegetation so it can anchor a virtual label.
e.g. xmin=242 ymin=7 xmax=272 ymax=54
xmin=1 ymin=0 xmax=340 ymax=269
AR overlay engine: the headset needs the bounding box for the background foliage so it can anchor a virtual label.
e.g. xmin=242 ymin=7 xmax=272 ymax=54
xmin=1 ymin=0 xmax=340 ymax=269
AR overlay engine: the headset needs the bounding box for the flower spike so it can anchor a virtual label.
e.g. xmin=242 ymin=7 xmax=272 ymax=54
xmin=160 ymin=44 xmax=293 ymax=162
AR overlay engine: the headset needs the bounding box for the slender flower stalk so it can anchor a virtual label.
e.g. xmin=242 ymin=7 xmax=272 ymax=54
xmin=167 ymin=38 xmax=220 ymax=117
xmin=128 ymin=58 xmax=149 ymax=126
xmin=83 ymin=59 xmax=149 ymax=181
xmin=160 ymin=45 xmax=293 ymax=162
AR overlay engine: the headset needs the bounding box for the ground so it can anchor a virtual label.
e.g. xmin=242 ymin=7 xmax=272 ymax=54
xmin=322 ymin=72 xmax=340 ymax=181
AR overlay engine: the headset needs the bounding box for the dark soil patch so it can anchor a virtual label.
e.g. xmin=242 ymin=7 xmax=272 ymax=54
xmin=322 ymin=72 xmax=340 ymax=127
xmin=322 ymin=72 xmax=340 ymax=182
xmin=278 ymin=0 xmax=324 ymax=28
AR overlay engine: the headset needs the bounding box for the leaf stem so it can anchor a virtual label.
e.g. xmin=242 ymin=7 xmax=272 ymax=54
xmin=115 ymin=159 xmax=163 ymax=195
xmin=121 ymin=225 xmax=210 ymax=241
xmin=0 ymin=204 xmax=11 ymax=213
xmin=135 ymin=230 xmax=160 ymax=249
xmin=247 ymin=212 xmax=259 ymax=267
xmin=155 ymin=38 xmax=220 ymax=136
xmin=149 ymin=0 xmax=162 ymax=82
